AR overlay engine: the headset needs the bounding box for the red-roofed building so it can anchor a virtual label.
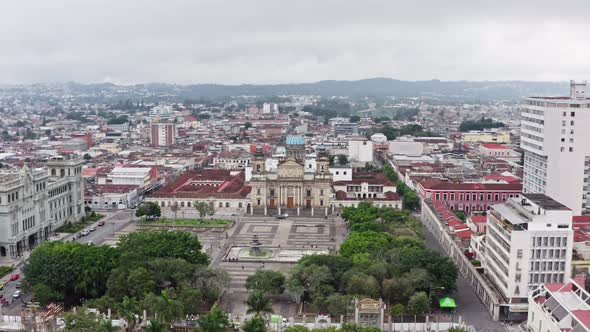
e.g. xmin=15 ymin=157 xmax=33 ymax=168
xmin=528 ymin=278 xmax=590 ymax=332
xmin=417 ymin=178 xmax=522 ymax=214
xmin=479 ymin=143 xmax=520 ymax=161
xmin=145 ymin=169 xmax=251 ymax=212
xmin=466 ymin=214 xmax=487 ymax=233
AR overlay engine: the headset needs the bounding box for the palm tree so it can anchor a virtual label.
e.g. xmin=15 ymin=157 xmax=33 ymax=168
xmin=154 ymin=290 xmax=184 ymax=325
xmin=197 ymin=308 xmax=228 ymax=332
xmin=246 ymin=291 xmax=273 ymax=317
xmin=242 ymin=316 xmax=268 ymax=332
xmin=115 ymin=296 xmax=140 ymax=332
xmin=145 ymin=319 xmax=166 ymax=332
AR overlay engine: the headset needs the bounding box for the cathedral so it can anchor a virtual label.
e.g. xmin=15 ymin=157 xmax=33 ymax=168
xmin=249 ymin=136 xmax=333 ymax=215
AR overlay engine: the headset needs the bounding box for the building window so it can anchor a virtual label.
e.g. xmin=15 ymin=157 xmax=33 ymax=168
xmin=443 ymin=193 xmax=447 ymax=200
xmin=435 ymin=193 xmax=440 ymax=200
xmin=226 ymin=202 xmax=230 ymax=208
xmin=571 ymin=120 xmax=575 ymax=126
xmin=219 ymin=202 xmax=223 ymax=208
xmin=569 ymin=147 xmax=574 ymax=152
xmin=306 ymin=190 xmax=311 ymax=197
xmin=320 ymin=190 xmax=324 ymax=196
xmin=257 ymin=188 xmax=261 ymax=195
xmin=239 ymin=203 xmax=243 ymax=208
xmin=257 ymin=199 xmax=261 ymax=205
xmin=270 ymin=189 xmax=275 ymax=196
xmin=571 ymin=112 xmax=576 ymax=117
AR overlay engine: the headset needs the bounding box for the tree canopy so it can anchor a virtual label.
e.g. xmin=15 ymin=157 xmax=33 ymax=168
xmin=287 ymin=203 xmax=457 ymax=314
xmin=459 ymin=116 xmax=504 ymax=132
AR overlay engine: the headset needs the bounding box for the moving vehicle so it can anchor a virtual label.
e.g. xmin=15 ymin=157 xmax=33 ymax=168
xmin=16 ymin=282 xmax=21 ymax=288
xmin=97 ymin=221 xmax=105 ymax=226
xmin=89 ymin=227 xmax=96 ymax=232
xmin=80 ymin=230 xmax=90 ymax=236
xmin=274 ymin=214 xmax=288 ymax=219
xmin=10 ymin=274 xmax=19 ymax=281
xmin=13 ymin=290 xmax=20 ymax=298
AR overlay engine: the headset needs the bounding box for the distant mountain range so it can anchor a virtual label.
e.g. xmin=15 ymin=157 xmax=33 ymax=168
xmin=10 ymin=78 xmax=572 ymax=102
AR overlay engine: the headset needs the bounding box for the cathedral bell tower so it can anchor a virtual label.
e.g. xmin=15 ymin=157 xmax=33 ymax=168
xmin=316 ymin=145 xmax=329 ymax=175
xmin=252 ymin=145 xmax=266 ymax=174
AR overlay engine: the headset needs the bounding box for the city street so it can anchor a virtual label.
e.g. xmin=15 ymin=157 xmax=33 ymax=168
xmin=0 ymin=209 xmax=135 ymax=315
xmin=420 ymin=221 xmax=507 ymax=332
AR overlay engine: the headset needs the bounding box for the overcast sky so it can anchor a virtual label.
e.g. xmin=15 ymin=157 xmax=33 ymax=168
xmin=1 ymin=0 xmax=588 ymax=84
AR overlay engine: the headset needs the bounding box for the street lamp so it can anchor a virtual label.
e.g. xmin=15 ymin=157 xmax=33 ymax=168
xmin=429 ymin=286 xmax=445 ymax=314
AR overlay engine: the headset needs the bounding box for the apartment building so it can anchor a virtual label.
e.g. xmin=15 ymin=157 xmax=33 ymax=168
xmin=521 ymin=80 xmax=590 ymax=215
xmin=484 ymin=194 xmax=573 ymax=318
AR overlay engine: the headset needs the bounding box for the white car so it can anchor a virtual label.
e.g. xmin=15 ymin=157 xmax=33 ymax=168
xmin=13 ymin=290 xmax=20 ymax=298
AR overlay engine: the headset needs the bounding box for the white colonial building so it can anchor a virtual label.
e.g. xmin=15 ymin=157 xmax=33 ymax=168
xmin=0 ymin=156 xmax=84 ymax=257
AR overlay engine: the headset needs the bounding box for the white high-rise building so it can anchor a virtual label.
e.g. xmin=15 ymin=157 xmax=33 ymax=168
xmin=521 ymin=80 xmax=590 ymax=215
xmin=484 ymin=194 xmax=573 ymax=317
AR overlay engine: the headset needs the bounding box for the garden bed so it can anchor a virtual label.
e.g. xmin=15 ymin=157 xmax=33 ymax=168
xmin=140 ymin=218 xmax=232 ymax=227
xmin=55 ymin=213 xmax=105 ymax=233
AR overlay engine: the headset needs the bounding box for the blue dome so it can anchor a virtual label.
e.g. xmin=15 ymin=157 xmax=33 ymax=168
xmin=286 ymin=136 xmax=305 ymax=145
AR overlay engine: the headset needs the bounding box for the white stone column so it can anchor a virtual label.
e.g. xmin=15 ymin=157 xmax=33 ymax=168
xmin=297 ymin=207 xmax=300 ymax=216
xmin=311 ymin=207 xmax=314 ymax=216
xmin=264 ymin=206 xmax=267 ymax=215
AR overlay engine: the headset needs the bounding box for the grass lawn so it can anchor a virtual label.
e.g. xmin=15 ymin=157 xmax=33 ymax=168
xmin=0 ymin=266 xmax=13 ymax=279
xmin=142 ymin=218 xmax=232 ymax=227
xmin=56 ymin=213 xmax=105 ymax=233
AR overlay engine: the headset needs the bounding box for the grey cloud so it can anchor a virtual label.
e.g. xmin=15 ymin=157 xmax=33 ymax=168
xmin=1 ymin=0 xmax=590 ymax=84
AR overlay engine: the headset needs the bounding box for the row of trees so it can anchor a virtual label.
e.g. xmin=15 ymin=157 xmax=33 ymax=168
xmin=459 ymin=116 xmax=504 ymax=132
xmin=383 ymin=164 xmax=419 ymax=211
xmin=379 ymin=124 xmax=433 ymax=141
xmin=25 ymin=230 xmax=227 ymax=328
xmin=285 ymin=203 xmax=457 ymax=316
xmin=135 ymin=201 xmax=216 ymax=220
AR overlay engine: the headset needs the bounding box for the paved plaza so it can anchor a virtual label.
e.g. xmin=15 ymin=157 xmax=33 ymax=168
xmin=211 ymin=215 xmax=347 ymax=320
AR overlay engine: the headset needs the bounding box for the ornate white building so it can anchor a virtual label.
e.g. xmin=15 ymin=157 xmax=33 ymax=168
xmin=249 ymin=136 xmax=333 ymax=215
xmin=0 ymin=156 xmax=84 ymax=258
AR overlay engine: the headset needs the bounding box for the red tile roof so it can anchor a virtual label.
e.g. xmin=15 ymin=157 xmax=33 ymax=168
xmin=470 ymin=215 xmax=487 ymax=223
xmin=419 ymin=178 xmax=522 ymax=191
xmin=572 ymin=310 xmax=590 ymax=330
xmin=149 ymin=170 xmax=251 ymax=199
xmin=481 ymin=143 xmax=509 ymax=150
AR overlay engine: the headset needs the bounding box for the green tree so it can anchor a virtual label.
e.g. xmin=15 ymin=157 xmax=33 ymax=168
xmin=337 ymin=154 xmax=349 ymax=166
xmin=197 ymin=308 xmax=228 ymax=332
xmin=118 ymin=230 xmax=209 ymax=266
xmin=344 ymin=273 xmax=380 ymax=298
xmin=63 ymin=307 xmax=100 ymax=332
xmin=194 ymin=201 xmax=215 ymax=217
xmin=245 ymin=270 xmax=286 ymax=295
xmin=447 ymin=328 xmax=470 ymax=332
xmin=115 ymin=296 xmax=140 ymax=332
xmin=349 ymin=115 xmax=361 ymax=123
xmin=402 ymin=191 xmax=420 ymax=211
xmin=83 ymin=153 xmax=91 ymax=160
xmin=325 ymin=294 xmax=351 ymax=316
xmin=246 ymin=291 xmax=273 ymax=316
xmin=145 ymin=319 xmax=166 ymax=332
xmin=33 ymin=283 xmax=63 ymax=305
xmin=98 ymin=319 xmax=115 ymax=332
xmin=389 ymin=303 xmax=405 ymax=316
xmin=150 ymin=290 xmax=184 ymax=324
xmin=191 ymin=267 xmax=230 ymax=303
xmin=242 ymin=316 xmax=267 ymax=332
xmin=126 ymin=267 xmax=156 ymax=299
xmin=135 ymin=202 xmax=161 ymax=219
xmin=407 ymin=291 xmax=430 ymax=315
xmin=339 ymin=231 xmax=392 ymax=258
xmin=244 ymin=122 xmax=253 ymax=130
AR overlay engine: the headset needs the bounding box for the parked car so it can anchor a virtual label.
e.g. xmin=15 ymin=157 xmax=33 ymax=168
xmin=97 ymin=221 xmax=105 ymax=226
xmin=10 ymin=274 xmax=19 ymax=281
xmin=0 ymin=297 xmax=6 ymax=304
xmin=274 ymin=214 xmax=288 ymax=219
xmin=13 ymin=290 xmax=20 ymax=298
xmin=80 ymin=230 xmax=90 ymax=236
xmin=15 ymin=282 xmax=21 ymax=288
xmin=89 ymin=227 xmax=96 ymax=232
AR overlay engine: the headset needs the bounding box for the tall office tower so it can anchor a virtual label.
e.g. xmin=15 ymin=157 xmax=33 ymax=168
xmin=521 ymin=80 xmax=590 ymax=215
xmin=484 ymin=194 xmax=573 ymax=318
xmin=150 ymin=122 xmax=175 ymax=147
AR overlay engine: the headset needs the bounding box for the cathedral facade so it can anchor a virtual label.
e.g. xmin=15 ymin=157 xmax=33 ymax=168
xmin=249 ymin=136 xmax=333 ymax=214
